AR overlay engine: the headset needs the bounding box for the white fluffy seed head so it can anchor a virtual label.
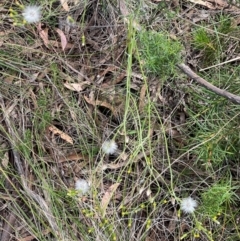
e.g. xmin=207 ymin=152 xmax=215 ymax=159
xmin=102 ymin=140 xmax=118 ymax=155
xmin=146 ymin=188 xmax=152 ymax=197
xmin=22 ymin=5 xmax=41 ymax=23
xmin=180 ymin=197 xmax=198 ymax=214
xmin=75 ymin=179 xmax=90 ymax=195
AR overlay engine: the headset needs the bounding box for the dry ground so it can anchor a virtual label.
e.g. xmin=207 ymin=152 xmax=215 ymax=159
xmin=1 ymin=1 xmax=240 ymax=241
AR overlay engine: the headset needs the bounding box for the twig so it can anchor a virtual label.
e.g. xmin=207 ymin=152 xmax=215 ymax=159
xmin=177 ymin=63 xmax=240 ymax=105
xmin=199 ymin=56 xmax=240 ymax=71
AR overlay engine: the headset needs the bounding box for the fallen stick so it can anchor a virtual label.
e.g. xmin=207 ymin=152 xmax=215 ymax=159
xmin=177 ymin=63 xmax=240 ymax=105
xmin=199 ymin=56 xmax=240 ymax=72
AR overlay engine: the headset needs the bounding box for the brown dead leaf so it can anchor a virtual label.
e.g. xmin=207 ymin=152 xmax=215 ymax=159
xmin=187 ymin=0 xmax=215 ymax=9
xmin=101 ymin=161 xmax=127 ymax=171
xmin=49 ymin=40 xmax=74 ymax=49
xmin=64 ymin=81 xmax=91 ymax=92
xmin=100 ymin=72 xmax=126 ymax=88
xmin=84 ymin=95 xmax=117 ymax=117
xmin=37 ymin=24 xmax=49 ymax=47
xmin=58 ymin=153 xmax=89 ymax=162
xmin=48 ymin=125 xmax=73 ymax=144
xmin=55 ymin=28 xmax=68 ymax=51
xmin=101 ymin=183 xmax=120 ymax=217
xmin=60 ymin=0 xmax=69 ymax=11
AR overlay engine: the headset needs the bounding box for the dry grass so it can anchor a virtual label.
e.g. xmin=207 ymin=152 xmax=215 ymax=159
xmin=1 ymin=1 xmax=240 ymax=241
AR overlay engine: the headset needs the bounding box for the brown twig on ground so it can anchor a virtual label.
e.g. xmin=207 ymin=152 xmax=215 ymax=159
xmin=177 ymin=63 xmax=240 ymax=105
xmin=199 ymin=56 xmax=240 ymax=71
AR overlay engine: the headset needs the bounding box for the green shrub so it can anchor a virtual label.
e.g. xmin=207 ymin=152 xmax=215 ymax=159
xmin=137 ymin=30 xmax=182 ymax=78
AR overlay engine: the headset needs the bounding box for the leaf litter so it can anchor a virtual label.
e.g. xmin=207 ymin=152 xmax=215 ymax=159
xmin=1 ymin=1 xmax=240 ymax=241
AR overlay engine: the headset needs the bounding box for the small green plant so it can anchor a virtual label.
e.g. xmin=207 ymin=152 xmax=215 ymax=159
xmin=193 ymin=28 xmax=215 ymax=51
xmin=192 ymin=14 xmax=236 ymax=66
xmin=186 ymin=101 xmax=240 ymax=167
xmin=200 ymin=180 xmax=238 ymax=217
xmin=192 ymin=127 xmax=233 ymax=167
xmin=137 ymin=30 xmax=182 ymax=78
xmin=192 ymin=27 xmax=219 ymax=66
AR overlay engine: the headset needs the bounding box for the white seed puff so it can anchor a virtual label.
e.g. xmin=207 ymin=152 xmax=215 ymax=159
xmin=180 ymin=197 xmax=198 ymax=214
xmin=75 ymin=179 xmax=90 ymax=195
xmin=102 ymin=140 xmax=118 ymax=155
xmin=22 ymin=5 xmax=42 ymax=23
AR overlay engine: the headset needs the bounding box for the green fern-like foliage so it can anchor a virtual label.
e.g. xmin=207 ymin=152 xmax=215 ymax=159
xmin=200 ymin=181 xmax=237 ymax=217
xmin=137 ymin=30 xmax=182 ymax=78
